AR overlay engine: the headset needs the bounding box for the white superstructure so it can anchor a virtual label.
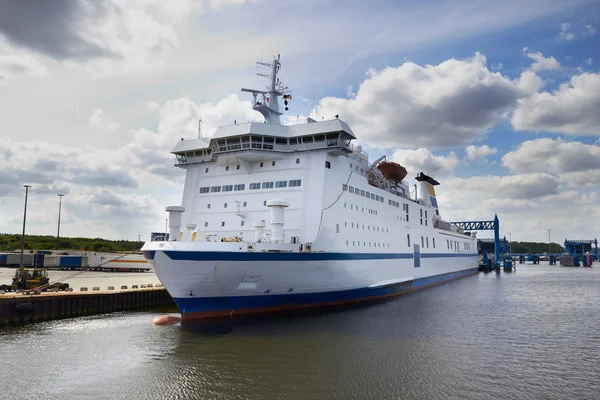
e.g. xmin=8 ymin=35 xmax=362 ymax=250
xmin=142 ymin=55 xmax=478 ymax=320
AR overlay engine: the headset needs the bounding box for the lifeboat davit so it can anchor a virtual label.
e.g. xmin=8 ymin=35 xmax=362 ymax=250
xmin=377 ymin=161 xmax=408 ymax=183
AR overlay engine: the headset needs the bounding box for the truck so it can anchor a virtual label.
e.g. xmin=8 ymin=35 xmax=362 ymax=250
xmin=0 ymin=268 xmax=69 ymax=293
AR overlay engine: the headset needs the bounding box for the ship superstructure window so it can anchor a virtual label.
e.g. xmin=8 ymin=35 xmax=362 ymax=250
xmin=226 ymin=166 xmax=229 ymax=171
xmin=349 ymin=186 xmax=354 ymax=193
xmin=262 ymin=182 xmax=274 ymax=189
xmin=249 ymin=183 xmax=260 ymax=190
xmin=211 ymin=186 xmax=221 ymax=193
xmin=243 ymin=202 xmax=247 ymax=207
xmin=275 ymin=180 xmax=287 ymax=188
xmin=421 ymin=236 xmax=424 ymax=247
xmin=263 ymin=201 xmax=267 ymax=206
xmin=289 ymin=179 xmax=302 ymax=187
xmin=296 ymin=158 xmax=300 ymax=164
xmin=241 ymin=221 xmax=245 ymax=226
xmin=224 ymin=203 xmax=228 ymax=208
xmin=361 ymin=190 xmax=365 ymax=196
xmin=204 ymin=222 xmax=208 ymax=227
xmin=272 ymin=161 xmax=276 ymax=166
xmin=205 ymin=168 xmax=209 ymax=173
xmin=433 ymin=238 xmax=435 ymax=248
xmin=237 ymin=165 xmax=240 ymax=170
xmin=426 ymin=237 xmax=429 ymax=248
xmin=407 ymin=234 xmax=411 ymax=247
xmin=199 ymin=187 xmax=210 ymax=194
xmin=234 ymin=184 xmax=245 ymax=191
xmin=207 ymin=204 xmax=211 ymax=209
xmin=342 ymin=184 xmax=348 ymax=191
xmin=336 ymin=224 xmax=339 ymax=233
xmin=325 ymin=161 xmax=331 ymax=169
xmin=221 ymin=222 xmax=225 ymax=227
xmin=223 ymin=185 xmax=233 ymax=192
xmin=260 ymin=162 xmax=264 ymax=167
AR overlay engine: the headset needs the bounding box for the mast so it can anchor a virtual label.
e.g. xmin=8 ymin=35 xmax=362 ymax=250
xmin=241 ymin=54 xmax=291 ymax=125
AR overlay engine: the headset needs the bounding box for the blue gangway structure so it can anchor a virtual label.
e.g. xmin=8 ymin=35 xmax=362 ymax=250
xmin=451 ymin=215 xmax=500 ymax=268
xmin=564 ymin=239 xmax=598 ymax=261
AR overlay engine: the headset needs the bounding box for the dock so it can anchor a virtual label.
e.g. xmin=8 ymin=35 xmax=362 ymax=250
xmin=0 ymin=287 xmax=175 ymax=326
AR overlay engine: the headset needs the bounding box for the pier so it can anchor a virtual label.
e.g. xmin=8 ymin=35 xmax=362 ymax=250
xmin=0 ymin=287 xmax=174 ymax=326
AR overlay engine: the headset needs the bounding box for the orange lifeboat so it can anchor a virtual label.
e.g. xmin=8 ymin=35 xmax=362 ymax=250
xmin=377 ymin=161 xmax=407 ymax=183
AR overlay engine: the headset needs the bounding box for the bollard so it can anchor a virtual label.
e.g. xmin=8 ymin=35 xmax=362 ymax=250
xmin=140 ymin=284 xmax=147 ymax=288
xmin=92 ymin=287 xmax=100 ymax=291
xmin=121 ymin=285 xmax=128 ymax=290
xmin=156 ymin=283 xmax=163 ymax=287
xmin=108 ymin=286 xmax=115 ymax=290
xmin=66 ymin=288 xmax=74 ymax=292
xmin=147 ymin=284 xmax=153 ymax=288
xmin=132 ymin=285 xmax=138 ymax=289
xmin=80 ymin=287 xmax=88 ymax=291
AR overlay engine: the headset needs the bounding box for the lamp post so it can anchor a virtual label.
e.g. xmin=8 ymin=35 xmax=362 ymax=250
xmin=548 ymin=229 xmax=551 ymax=255
xmin=20 ymin=185 xmax=31 ymax=272
xmin=56 ymin=194 xmax=64 ymax=250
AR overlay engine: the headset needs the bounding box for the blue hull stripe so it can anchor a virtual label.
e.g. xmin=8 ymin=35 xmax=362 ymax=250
xmin=173 ymin=267 xmax=479 ymax=316
xmin=164 ymin=251 xmax=476 ymax=261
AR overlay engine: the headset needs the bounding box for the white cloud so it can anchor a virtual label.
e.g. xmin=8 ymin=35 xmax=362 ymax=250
xmin=586 ymin=58 xmax=593 ymax=65
xmin=310 ymin=52 xmax=540 ymax=149
xmin=465 ymin=145 xmax=497 ymax=161
xmin=89 ymin=109 xmax=120 ymax=131
xmin=511 ymin=72 xmax=600 ymax=135
xmin=584 ymin=23 xmax=597 ymax=36
xmin=525 ymin=52 xmax=561 ymax=72
xmin=492 ymin=62 xmax=503 ymax=70
xmin=558 ymin=22 xmax=575 ymax=40
xmin=502 ymin=138 xmax=600 ymax=187
xmin=392 ymin=148 xmax=459 ymax=177
xmin=0 ymin=53 xmax=48 ymax=86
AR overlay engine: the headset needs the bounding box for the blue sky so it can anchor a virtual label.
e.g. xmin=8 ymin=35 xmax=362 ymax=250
xmin=0 ymin=0 xmax=599 ymax=244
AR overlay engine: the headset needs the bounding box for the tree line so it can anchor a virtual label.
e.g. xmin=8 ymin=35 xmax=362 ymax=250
xmin=0 ymin=234 xmax=143 ymax=253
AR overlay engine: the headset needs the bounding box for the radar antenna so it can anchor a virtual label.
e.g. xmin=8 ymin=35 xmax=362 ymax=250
xmin=241 ymin=54 xmax=292 ymax=125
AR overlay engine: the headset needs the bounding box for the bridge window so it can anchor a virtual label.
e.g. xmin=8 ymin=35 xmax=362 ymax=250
xmin=199 ymin=187 xmax=210 ymax=194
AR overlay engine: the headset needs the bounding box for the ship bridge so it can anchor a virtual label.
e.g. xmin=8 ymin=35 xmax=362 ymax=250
xmin=171 ymin=118 xmax=359 ymax=167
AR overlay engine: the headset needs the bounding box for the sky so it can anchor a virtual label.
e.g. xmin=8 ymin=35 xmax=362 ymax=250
xmin=0 ymin=0 xmax=599 ymax=245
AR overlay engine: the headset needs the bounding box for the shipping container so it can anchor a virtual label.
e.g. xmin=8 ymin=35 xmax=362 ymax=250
xmin=44 ymin=255 xmax=58 ymax=267
xmin=0 ymin=254 xmax=7 ymax=266
xmin=57 ymin=255 xmax=89 ymax=269
xmin=6 ymin=253 xmax=34 ymax=267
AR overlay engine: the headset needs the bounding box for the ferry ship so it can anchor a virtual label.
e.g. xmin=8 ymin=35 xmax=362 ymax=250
xmin=141 ymin=55 xmax=479 ymax=321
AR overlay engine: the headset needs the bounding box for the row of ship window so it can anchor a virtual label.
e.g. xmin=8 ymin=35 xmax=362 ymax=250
xmin=342 ymin=184 xmax=385 ymax=203
xmin=346 ymin=241 xmax=391 ymax=248
xmin=203 ymin=158 xmax=302 ymax=174
xmin=199 ymin=180 xmax=302 ymax=194
xmin=344 ymin=203 xmax=379 ymax=216
xmin=339 ymin=222 xmax=388 ymax=233
xmin=447 ymin=240 xmax=472 ymax=250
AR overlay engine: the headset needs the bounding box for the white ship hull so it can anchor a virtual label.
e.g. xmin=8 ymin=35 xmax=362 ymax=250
xmin=143 ymin=246 xmax=478 ymax=319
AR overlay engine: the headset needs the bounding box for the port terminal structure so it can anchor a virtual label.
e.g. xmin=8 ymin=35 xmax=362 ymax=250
xmin=450 ymin=215 xmax=504 ymax=272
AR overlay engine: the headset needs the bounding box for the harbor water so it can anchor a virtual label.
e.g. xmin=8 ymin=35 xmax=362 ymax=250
xmin=1 ymin=263 xmax=599 ymax=400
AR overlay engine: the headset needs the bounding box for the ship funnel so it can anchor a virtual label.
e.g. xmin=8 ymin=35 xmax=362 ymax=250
xmin=166 ymin=206 xmax=185 ymax=241
xmin=253 ymin=220 xmax=266 ymax=242
xmin=415 ymin=172 xmax=440 ymax=209
xmin=266 ymin=199 xmax=289 ymax=243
